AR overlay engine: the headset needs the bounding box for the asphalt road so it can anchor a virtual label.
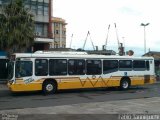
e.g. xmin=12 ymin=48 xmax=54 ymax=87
xmin=0 ymin=83 xmax=160 ymax=110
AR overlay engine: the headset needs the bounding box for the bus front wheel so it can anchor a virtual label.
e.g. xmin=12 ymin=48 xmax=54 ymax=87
xmin=120 ymin=78 xmax=130 ymax=90
xmin=42 ymin=81 xmax=57 ymax=95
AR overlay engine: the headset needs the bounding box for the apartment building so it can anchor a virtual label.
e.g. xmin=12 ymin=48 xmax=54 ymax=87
xmin=52 ymin=17 xmax=67 ymax=48
xmin=0 ymin=0 xmax=53 ymax=52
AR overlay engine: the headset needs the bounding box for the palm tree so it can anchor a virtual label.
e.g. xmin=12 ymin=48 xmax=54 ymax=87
xmin=0 ymin=0 xmax=35 ymax=55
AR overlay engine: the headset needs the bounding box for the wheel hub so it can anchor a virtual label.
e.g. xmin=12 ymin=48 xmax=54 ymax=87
xmin=122 ymin=81 xmax=128 ymax=89
xmin=46 ymin=84 xmax=53 ymax=92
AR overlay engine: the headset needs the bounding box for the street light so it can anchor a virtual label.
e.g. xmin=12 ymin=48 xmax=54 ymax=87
xmin=141 ymin=23 xmax=150 ymax=54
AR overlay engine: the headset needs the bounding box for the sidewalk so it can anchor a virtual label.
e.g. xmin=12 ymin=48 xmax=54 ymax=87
xmin=0 ymin=97 xmax=160 ymax=114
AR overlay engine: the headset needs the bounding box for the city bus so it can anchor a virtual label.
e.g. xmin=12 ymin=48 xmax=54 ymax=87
xmin=7 ymin=51 xmax=156 ymax=94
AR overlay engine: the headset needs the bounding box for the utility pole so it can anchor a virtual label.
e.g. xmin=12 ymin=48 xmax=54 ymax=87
xmin=141 ymin=23 xmax=150 ymax=54
xmin=69 ymin=34 xmax=73 ymax=48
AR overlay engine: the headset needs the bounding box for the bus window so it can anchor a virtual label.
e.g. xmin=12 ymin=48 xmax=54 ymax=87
xmin=146 ymin=61 xmax=150 ymax=70
xmin=133 ymin=60 xmax=146 ymax=71
xmin=86 ymin=60 xmax=102 ymax=75
xmin=119 ymin=60 xmax=132 ymax=71
xmin=68 ymin=59 xmax=85 ymax=75
xmin=16 ymin=61 xmax=32 ymax=78
xmin=35 ymin=59 xmax=48 ymax=76
xmin=49 ymin=59 xmax=67 ymax=75
xmin=103 ymin=60 xmax=118 ymax=74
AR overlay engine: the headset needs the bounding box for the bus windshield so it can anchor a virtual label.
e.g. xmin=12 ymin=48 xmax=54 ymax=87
xmin=15 ymin=61 xmax=32 ymax=78
xmin=8 ymin=61 xmax=13 ymax=79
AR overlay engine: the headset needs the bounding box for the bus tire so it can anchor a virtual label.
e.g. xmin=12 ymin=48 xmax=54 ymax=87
xmin=120 ymin=78 xmax=130 ymax=90
xmin=42 ymin=80 xmax=57 ymax=95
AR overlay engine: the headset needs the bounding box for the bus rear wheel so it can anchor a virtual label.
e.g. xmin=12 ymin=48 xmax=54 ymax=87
xmin=42 ymin=81 xmax=57 ymax=95
xmin=120 ymin=79 xmax=130 ymax=90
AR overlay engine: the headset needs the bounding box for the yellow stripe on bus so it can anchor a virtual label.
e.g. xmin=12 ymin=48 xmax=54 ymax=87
xmin=8 ymin=75 xmax=155 ymax=92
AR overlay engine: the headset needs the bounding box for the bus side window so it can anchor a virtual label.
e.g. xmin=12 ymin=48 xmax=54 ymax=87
xmin=49 ymin=59 xmax=67 ymax=75
xmin=35 ymin=59 xmax=48 ymax=76
xmin=68 ymin=59 xmax=85 ymax=75
xmin=119 ymin=60 xmax=132 ymax=71
xmin=77 ymin=60 xmax=85 ymax=75
xmin=133 ymin=60 xmax=146 ymax=71
xmin=103 ymin=60 xmax=118 ymax=74
xmin=86 ymin=60 xmax=102 ymax=75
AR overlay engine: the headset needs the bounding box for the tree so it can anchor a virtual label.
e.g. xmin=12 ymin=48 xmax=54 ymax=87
xmin=127 ymin=50 xmax=134 ymax=56
xmin=0 ymin=0 xmax=35 ymax=55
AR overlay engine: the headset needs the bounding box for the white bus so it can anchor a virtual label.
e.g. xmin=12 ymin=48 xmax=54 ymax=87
xmin=7 ymin=51 xmax=156 ymax=94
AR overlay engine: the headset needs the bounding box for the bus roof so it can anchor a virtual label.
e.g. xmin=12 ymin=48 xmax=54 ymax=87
xmin=12 ymin=51 xmax=154 ymax=60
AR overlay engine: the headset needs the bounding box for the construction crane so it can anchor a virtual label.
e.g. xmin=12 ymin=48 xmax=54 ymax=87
xmin=82 ymin=31 xmax=95 ymax=50
xmin=114 ymin=23 xmax=120 ymax=49
xmin=104 ymin=24 xmax=110 ymax=50
xmin=114 ymin=23 xmax=124 ymax=56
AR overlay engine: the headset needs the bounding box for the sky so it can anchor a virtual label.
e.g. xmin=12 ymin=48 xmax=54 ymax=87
xmin=53 ymin=0 xmax=160 ymax=56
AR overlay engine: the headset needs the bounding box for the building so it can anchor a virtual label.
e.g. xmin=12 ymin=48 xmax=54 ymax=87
xmin=143 ymin=51 xmax=160 ymax=80
xmin=0 ymin=0 xmax=53 ymax=52
xmin=143 ymin=51 xmax=160 ymax=60
xmin=51 ymin=17 xmax=67 ymax=48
